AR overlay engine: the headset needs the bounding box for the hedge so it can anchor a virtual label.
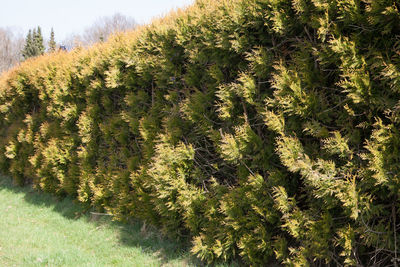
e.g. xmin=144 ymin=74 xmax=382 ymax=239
xmin=1 ymin=0 xmax=400 ymax=265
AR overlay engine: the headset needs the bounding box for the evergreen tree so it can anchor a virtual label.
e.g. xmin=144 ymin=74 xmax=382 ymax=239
xmin=31 ymin=28 xmax=38 ymax=56
xmin=48 ymin=28 xmax=56 ymax=52
xmin=34 ymin=26 xmax=45 ymax=55
xmin=22 ymin=26 xmax=45 ymax=60
xmin=21 ymin=30 xmax=34 ymax=60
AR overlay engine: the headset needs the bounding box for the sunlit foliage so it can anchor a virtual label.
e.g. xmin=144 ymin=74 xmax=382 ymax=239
xmin=1 ymin=0 xmax=400 ymax=265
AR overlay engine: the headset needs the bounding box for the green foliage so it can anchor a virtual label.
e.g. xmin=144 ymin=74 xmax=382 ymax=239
xmin=2 ymin=0 xmax=400 ymax=265
xmin=48 ymin=28 xmax=56 ymax=53
xmin=22 ymin=26 xmax=45 ymax=59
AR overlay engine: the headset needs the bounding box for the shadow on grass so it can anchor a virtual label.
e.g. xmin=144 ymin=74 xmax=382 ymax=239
xmin=0 ymin=175 xmax=231 ymax=266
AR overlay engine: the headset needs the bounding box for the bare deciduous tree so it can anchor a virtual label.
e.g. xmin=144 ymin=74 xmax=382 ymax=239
xmin=62 ymin=13 xmax=136 ymax=49
xmin=62 ymin=34 xmax=84 ymax=50
xmin=0 ymin=27 xmax=24 ymax=73
xmin=83 ymin=13 xmax=136 ymax=45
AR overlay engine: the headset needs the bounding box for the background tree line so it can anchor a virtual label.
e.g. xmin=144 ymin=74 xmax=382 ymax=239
xmin=0 ymin=27 xmax=24 ymax=74
xmin=0 ymin=13 xmax=136 ymax=74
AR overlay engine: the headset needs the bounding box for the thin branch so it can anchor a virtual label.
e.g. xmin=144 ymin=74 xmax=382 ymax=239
xmin=90 ymin=212 xmax=113 ymax=216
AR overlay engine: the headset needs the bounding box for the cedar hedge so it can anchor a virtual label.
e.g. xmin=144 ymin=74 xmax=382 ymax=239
xmin=1 ymin=0 xmax=400 ymax=265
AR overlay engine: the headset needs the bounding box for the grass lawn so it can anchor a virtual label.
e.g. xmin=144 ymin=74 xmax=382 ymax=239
xmin=0 ymin=175 xmax=233 ymax=267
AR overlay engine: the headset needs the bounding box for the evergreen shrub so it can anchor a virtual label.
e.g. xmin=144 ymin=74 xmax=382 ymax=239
xmin=1 ymin=0 xmax=400 ymax=265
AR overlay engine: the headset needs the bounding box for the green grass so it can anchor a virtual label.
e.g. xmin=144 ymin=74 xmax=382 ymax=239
xmin=0 ymin=175 xmax=232 ymax=267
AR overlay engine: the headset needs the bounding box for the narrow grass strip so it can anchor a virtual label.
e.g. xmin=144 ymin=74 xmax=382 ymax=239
xmin=0 ymin=176 xmax=198 ymax=267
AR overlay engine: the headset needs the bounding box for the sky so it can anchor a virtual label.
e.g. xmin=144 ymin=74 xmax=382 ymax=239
xmin=0 ymin=0 xmax=195 ymax=42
